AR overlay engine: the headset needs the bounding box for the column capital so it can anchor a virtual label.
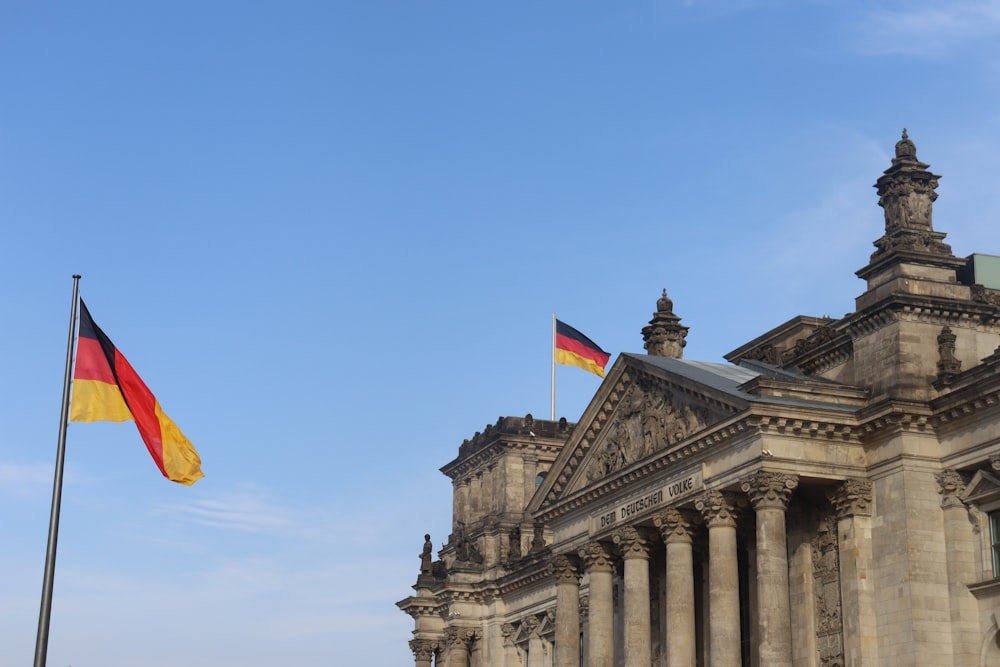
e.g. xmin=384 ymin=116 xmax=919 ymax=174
xmin=936 ymin=468 xmax=969 ymax=509
xmin=695 ymin=489 xmax=745 ymax=528
xmin=612 ymin=525 xmax=655 ymax=559
xmin=551 ymin=553 xmax=581 ymax=584
xmin=828 ymin=479 xmax=873 ymax=518
xmin=579 ymin=540 xmax=615 ymax=572
xmin=409 ymin=638 xmax=438 ymax=660
xmin=446 ymin=626 xmax=476 ymax=649
xmin=653 ymin=507 xmax=699 ymax=543
xmin=741 ymin=470 xmax=799 ymax=511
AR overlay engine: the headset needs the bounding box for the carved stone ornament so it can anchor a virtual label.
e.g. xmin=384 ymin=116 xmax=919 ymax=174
xmin=501 ymin=623 xmax=516 ymax=645
xmin=579 ymin=541 xmax=614 ymax=572
xmin=522 ymin=615 xmax=540 ymax=637
xmin=586 ymin=378 xmax=709 ymax=482
xmin=452 ymin=522 xmax=483 ymax=565
xmin=936 ymin=469 xmax=968 ymax=509
xmin=828 ymin=479 xmax=873 ymax=519
xmin=642 ymin=289 xmax=689 ymax=358
xmin=508 ymin=526 xmax=522 ymax=560
xmin=811 ymin=512 xmax=844 ymax=666
xmin=937 ymin=326 xmax=962 ymax=376
xmin=972 ymin=284 xmax=1000 ymax=307
xmin=741 ymin=471 xmax=799 ymax=511
xmin=551 ymin=554 xmax=581 ymax=584
xmin=653 ymin=507 xmax=698 ymax=543
xmin=871 ymin=129 xmax=954 ymax=261
xmin=446 ymin=626 xmax=476 ymax=649
xmin=409 ymin=639 xmax=438 ymax=660
xmin=612 ymin=525 xmax=653 ymax=559
xmin=695 ymin=489 xmax=744 ymax=528
xmin=530 ymin=521 xmax=546 ymax=552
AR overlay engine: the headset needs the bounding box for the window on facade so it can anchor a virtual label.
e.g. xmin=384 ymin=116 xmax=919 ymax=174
xmin=990 ymin=510 xmax=1000 ymax=578
xmin=535 ymin=471 xmax=547 ymax=489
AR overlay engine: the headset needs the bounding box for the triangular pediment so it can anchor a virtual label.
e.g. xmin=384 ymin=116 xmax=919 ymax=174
xmin=963 ymin=469 xmax=1000 ymax=506
xmin=530 ymin=354 xmax=755 ymax=513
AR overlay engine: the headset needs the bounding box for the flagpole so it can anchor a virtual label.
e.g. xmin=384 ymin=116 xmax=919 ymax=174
xmin=34 ymin=274 xmax=81 ymax=667
xmin=550 ymin=313 xmax=556 ymax=420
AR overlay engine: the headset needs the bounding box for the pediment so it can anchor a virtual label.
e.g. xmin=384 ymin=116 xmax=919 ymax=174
xmin=531 ymin=355 xmax=750 ymax=512
xmin=962 ymin=469 xmax=1000 ymax=506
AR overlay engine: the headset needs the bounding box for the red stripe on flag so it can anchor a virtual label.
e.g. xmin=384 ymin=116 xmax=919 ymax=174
xmin=556 ymin=332 xmax=610 ymax=367
xmin=113 ymin=350 xmax=167 ymax=478
xmin=73 ymin=337 xmax=117 ymax=384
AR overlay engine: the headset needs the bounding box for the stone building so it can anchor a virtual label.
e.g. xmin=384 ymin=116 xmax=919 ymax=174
xmin=397 ymin=132 xmax=1000 ymax=667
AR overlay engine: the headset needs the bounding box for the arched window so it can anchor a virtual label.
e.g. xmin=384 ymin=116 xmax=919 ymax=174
xmin=535 ymin=471 xmax=548 ymax=489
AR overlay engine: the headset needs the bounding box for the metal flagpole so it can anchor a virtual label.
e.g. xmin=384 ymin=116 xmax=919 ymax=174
xmin=34 ymin=274 xmax=81 ymax=667
xmin=550 ymin=313 xmax=556 ymax=420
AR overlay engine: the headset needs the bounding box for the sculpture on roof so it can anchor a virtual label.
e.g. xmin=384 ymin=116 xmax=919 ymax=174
xmin=642 ymin=289 xmax=688 ymax=358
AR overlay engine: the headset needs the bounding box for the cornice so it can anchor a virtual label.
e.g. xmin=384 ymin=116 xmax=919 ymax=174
xmin=856 ymin=399 xmax=934 ymax=438
xmin=849 ymin=294 xmax=999 ymax=337
xmin=933 ymin=386 xmax=1000 ymax=429
xmin=443 ymin=439 xmax=566 ymax=480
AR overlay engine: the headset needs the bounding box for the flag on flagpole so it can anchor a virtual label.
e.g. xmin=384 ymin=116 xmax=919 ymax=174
xmin=555 ymin=319 xmax=610 ymax=378
xmin=70 ymin=300 xmax=204 ymax=485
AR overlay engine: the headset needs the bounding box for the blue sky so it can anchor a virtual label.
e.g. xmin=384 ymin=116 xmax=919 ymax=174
xmin=1 ymin=1 xmax=999 ymax=665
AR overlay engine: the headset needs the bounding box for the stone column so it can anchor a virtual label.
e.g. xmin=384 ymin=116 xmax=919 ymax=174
xmin=579 ymin=541 xmax=615 ymax=667
xmin=696 ymin=489 xmax=744 ymax=667
xmin=936 ymin=469 xmax=980 ymax=667
xmin=613 ymin=526 xmax=653 ymax=667
xmin=741 ymin=471 xmax=798 ymax=667
xmin=456 ymin=479 xmax=470 ymax=529
xmin=653 ymin=508 xmax=698 ymax=667
xmin=469 ymin=474 xmax=481 ymax=517
xmin=828 ymin=479 xmax=877 ymax=666
xmin=523 ymin=454 xmax=539 ymax=500
xmin=447 ymin=627 xmax=475 ymax=667
xmin=409 ymin=639 xmax=436 ymax=667
xmin=552 ymin=554 xmax=581 ymax=667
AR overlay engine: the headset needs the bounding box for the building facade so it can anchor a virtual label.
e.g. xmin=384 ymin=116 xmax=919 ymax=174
xmin=397 ymin=132 xmax=1000 ymax=667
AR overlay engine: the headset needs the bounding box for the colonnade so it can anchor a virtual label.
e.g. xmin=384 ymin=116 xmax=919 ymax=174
xmin=415 ymin=474 xmax=876 ymax=667
xmin=547 ymin=473 xmax=873 ymax=667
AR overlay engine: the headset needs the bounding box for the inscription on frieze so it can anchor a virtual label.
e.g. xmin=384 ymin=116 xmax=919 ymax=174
xmin=589 ymin=468 xmax=704 ymax=535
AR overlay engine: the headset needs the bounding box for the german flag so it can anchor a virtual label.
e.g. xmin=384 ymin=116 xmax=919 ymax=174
xmin=555 ymin=319 xmax=610 ymax=378
xmin=70 ymin=300 xmax=203 ymax=485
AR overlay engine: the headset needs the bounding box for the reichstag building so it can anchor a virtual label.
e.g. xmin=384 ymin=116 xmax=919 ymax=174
xmin=397 ymin=132 xmax=1000 ymax=667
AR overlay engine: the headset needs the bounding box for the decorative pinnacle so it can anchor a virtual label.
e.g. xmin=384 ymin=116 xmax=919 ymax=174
xmin=642 ymin=289 xmax=688 ymax=358
xmin=895 ymin=128 xmax=917 ymax=161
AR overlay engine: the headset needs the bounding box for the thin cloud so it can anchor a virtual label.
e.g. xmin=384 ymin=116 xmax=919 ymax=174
xmin=155 ymin=488 xmax=292 ymax=533
xmin=852 ymin=0 xmax=1000 ymax=56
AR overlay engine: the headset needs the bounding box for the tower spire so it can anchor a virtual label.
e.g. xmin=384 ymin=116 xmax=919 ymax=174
xmin=858 ymin=130 xmax=964 ymax=284
xmin=871 ymin=129 xmax=954 ymax=259
xmin=642 ymin=289 xmax=688 ymax=358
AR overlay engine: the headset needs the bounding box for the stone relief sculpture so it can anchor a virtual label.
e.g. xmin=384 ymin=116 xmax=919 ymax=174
xmin=812 ymin=514 xmax=844 ymax=667
xmin=586 ymin=378 xmax=711 ymax=481
xmin=453 ymin=522 xmax=483 ymax=565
